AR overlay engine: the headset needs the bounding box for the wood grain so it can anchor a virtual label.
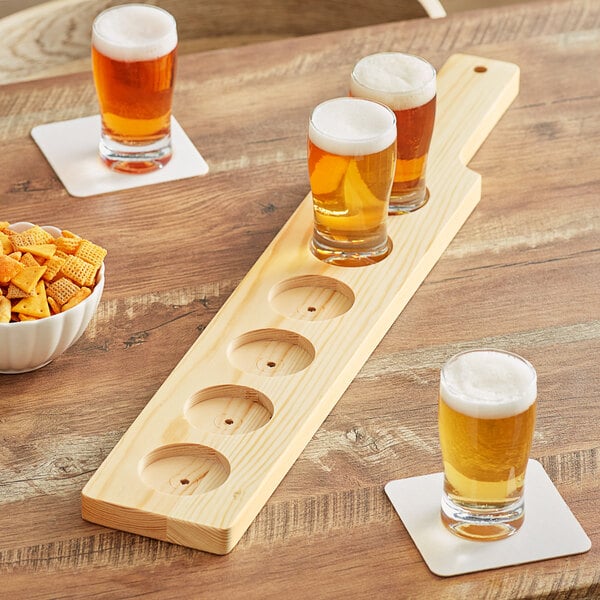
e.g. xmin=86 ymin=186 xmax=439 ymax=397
xmin=0 ymin=0 xmax=437 ymax=84
xmin=0 ymin=0 xmax=599 ymax=597
xmin=0 ymin=0 xmax=528 ymax=20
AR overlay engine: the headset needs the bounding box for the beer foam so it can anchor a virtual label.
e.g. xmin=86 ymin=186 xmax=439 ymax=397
xmin=351 ymin=53 xmax=436 ymax=111
xmin=92 ymin=5 xmax=177 ymax=62
xmin=309 ymin=97 xmax=396 ymax=156
xmin=440 ymin=350 xmax=537 ymax=419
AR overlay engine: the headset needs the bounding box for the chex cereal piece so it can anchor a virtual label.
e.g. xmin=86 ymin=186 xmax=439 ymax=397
xmin=32 ymin=225 xmax=54 ymax=243
xmin=0 ymin=255 xmax=24 ymax=283
xmin=0 ymin=296 xmax=10 ymax=322
xmin=47 ymin=296 xmax=60 ymax=314
xmin=10 ymin=225 xmax=53 ymax=248
xmin=75 ymin=240 xmax=107 ymax=269
xmin=62 ymin=287 xmax=92 ymax=311
xmin=12 ymin=280 xmax=51 ymax=318
xmin=61 ymin=229 xmax=81 ymax=239
xmin=55 ymin=236 xmax=81 ymax=254
xmin=11 ymin=265 xmax=47 ymax=295
xmin=60 ymin=255 xmax=97 ymax=287
xmin=43 ymin=254 xmax=66 ymax=281
xmin=8 ymin=232 xmax=32 ymax=249
xmin=46 ymin=277 xmax=80 ymax=306
xmin=20 ymin=252 xmax=39 ymax=268
xmin=6 ymin=283 xmax=29 ymax=299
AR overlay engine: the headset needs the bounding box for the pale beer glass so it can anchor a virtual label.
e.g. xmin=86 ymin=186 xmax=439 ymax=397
xmin=438 ymin=349 xmax=537 ymax=540
xmin=308 ymin=97 xmax=396 ymax=266
xmin=351 ymin=53 xmax=436 ymax=214
xmin=92 ymin=4 xmax=177 ymax=173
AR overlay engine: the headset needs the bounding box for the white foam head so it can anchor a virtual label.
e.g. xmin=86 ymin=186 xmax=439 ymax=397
xmin=440 ymin=349 xmax=537 ymax=419
xmin=92 ymin=4 xmax=177 ymax=62
xmin=309 ymin=97 xmax=396 ymax=156
xmin=351 ymin=52 xmax=436 ymax=111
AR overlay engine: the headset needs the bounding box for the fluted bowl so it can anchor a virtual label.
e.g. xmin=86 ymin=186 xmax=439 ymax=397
xmin=0 ymin=222 xmax=105 ymax=374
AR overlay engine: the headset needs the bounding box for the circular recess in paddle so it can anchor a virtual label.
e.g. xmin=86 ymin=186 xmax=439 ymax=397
xmin=139 ymin=444 xmax=230 ymax=495
xmin=227 ymin=328 xmax=315 ymax=376
xmin=269 ymin=275 xmax=355 ymax=321
xmin=185 ymin=385 xmax=274 ymax=435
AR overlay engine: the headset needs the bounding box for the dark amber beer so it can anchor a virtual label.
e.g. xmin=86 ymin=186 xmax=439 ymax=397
xmin=308 ymin=97 xmax=396 ymax=266
xmin=351 ymin=53 xmax=436 ymax=214
xmin=438 ymin=349 xmax=537 ymax=541
xmin=92 ymin=4 xmax=177 ymax=173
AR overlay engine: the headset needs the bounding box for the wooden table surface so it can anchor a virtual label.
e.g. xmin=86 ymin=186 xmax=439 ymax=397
xmin=1 ymin=0 xmax=598 ymax=597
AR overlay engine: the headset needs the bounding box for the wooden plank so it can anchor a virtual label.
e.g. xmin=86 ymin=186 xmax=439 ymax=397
xmin=81 ymin=53 xmax=520 ymax=554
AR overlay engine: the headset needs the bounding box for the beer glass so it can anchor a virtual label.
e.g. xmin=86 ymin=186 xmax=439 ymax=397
xmin=308 ymin=97 xmax=396 ymax=266
xmin=438 ymin=349 xmax=537 ymax=541
xmin=351 ymin=53 xmax=436 ymax=214
xmin=92 ymin=4 xmax=177 ymax=173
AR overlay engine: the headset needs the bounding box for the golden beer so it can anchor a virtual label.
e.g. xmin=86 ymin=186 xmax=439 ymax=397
xmin=308 ymin=97 xmax=396 ymax=266
xmin=351 ymin=53 xmax=436 ymax=213
xmin=438 ymin=349 xmax=537 ymax=540
xmin=92 ymin=5 xmax=177 ymax=173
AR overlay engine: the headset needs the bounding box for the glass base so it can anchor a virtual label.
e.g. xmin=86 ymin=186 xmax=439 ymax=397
xmin=310 ymin=234 xmax=392 ymax=267
xmin=440 ymin=493 xmax=525 ymax=541
xmin=99 ymin=135 xmax=172 ymax=174
xmin=389 ymin=187 xmax=430 ymax=215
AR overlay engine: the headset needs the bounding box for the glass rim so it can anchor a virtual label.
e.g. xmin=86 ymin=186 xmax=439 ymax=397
xmin=351 ymin=52 xmax=437 ymax=98
xmin=309 ymin=96 xmax=397 ymax=151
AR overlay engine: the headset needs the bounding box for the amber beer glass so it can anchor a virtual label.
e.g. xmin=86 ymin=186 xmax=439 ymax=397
xmin=92 ymin=4 xmax=177 ymax=173
xmin=351 ymin=53 xmax=436 ymax=213
xmin=438 ymin=349 xmax=537 ymax=541
xmin=308 ymin=97 xmax=396 ymax=266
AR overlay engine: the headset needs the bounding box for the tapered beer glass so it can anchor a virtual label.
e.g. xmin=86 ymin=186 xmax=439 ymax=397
xmin=92 ymin=4 xmax=177 ymax=173
xmin=438 ymin=349 xmax=537 ymax=541
xmin=308 ymin=97 xmax=396 ymax=266
xmin=351 ymin=53 xmax=436 ymax=214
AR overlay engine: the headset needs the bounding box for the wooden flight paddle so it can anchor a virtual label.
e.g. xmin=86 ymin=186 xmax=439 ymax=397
xmin=82 ymin=53 xmax=520 ymax=554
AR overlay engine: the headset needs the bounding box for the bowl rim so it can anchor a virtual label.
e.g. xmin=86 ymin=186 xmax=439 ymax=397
xmin=0 ymin=221 xmax=105 ymax=328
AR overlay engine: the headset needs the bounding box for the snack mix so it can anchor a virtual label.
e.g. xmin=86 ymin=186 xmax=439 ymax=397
xmin=0 ymin=222 xmax=106 ymax=323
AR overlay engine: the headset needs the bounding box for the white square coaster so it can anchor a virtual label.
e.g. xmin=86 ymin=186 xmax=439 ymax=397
xmin=31 ymin=115 xmax=209 ymax=197
xmin=385 ymin=460 xmax=591 ymax=577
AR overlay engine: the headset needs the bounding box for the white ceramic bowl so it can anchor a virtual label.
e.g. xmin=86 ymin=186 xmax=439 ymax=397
xmin=0 ymin=222 xmax=105 ymax=374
